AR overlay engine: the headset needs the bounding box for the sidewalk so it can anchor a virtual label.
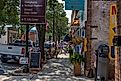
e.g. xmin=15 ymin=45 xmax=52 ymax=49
xmin=0 ymin=54 xmax=94 ymax=81
xmin=31 ymin=54 xmax=94 ymax=81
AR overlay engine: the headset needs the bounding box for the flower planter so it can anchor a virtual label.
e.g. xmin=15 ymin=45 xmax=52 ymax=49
xmin=70 ymin=53 xmax=84 ymax=76
xmin=74 ymin=62 xmax=81 ymax=76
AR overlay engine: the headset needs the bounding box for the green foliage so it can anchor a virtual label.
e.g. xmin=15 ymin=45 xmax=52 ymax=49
xmin=46 ymin=0 xmax=69 ymax=39
xmin=70 ymin=53 xmax=85 ymax=64
xmin=0 ymin=0 xmax=68 ymax=39
xmin=0 ymin=0 xmax=19 ymax=25
xmin=0 ymin=0 xmax=19 ymax=35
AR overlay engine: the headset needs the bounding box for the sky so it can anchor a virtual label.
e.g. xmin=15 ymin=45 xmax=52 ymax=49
xmin=58 ymin=0 xmax=72 ymax=23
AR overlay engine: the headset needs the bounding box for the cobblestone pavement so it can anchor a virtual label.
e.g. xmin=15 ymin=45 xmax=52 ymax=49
xmin=0 ymin=54 xmax=94 ymax=81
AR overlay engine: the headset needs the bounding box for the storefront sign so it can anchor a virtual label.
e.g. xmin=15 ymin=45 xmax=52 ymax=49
xmin=109 ymin=4 xmax=117 ymax=60
xmin=71 ymin=18 xmax=80 ymax=26
xmin=65 ymin=0 xmax=84 ymax=10
xmin=20 ymin=0 xmax=46 ymax=24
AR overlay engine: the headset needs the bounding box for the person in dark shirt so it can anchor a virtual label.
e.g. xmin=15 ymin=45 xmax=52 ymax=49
xmin=68 ymin=41 xmax=73 ymax=59
xmin=63 ymin=31 xmax=72 ymax=42
xmin=63 ymin=34 xmax=71 ymax=42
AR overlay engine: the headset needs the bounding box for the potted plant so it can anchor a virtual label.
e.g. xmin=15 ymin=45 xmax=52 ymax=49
xmin=70 ymin=53 xmax=84 ymax=76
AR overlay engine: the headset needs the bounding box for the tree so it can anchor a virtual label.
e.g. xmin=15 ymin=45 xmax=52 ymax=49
xmin=0 ymin=0 xmax=19 ymax=25
xmin=36 ymin=0 xmax=69 ymax=61
xmin=0 ymin=0 xmax=19 ymax=36
xmin=46 ymin=0 xmax=68 ymax=41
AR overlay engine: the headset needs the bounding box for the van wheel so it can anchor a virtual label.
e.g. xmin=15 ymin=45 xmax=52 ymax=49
xmin=1 ymin=58 xmax=8 ymax=63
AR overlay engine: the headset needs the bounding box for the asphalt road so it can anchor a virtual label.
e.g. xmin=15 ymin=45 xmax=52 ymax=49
xmin=0 ymin=60 xmax=20 ymax=70
xmin=0 ymin=59 xmax=21 ymax=81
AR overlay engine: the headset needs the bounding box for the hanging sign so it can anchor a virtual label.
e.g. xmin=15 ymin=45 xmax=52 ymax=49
xmin=20 ymin=0 xmax=46 ymax=24
xmin=71 ymin=18 xmax=80 ymax=26
xmin=65 ymin=0 xmax=84 ymax=10
xmin=109 ymin=4 xmax=117 ymax=60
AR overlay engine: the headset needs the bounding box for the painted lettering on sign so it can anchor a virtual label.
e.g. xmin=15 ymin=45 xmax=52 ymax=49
xmin=112 ymin=5 xmax=117 ymax=15
xmin=109 ymin=4 xmax=117 ymax=60
xmin=20 ymin=0 xmax=46 ymax=24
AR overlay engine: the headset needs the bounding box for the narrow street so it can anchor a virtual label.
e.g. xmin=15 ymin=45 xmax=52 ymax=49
xmin=0 ymin=54 xmax=94 ymax=81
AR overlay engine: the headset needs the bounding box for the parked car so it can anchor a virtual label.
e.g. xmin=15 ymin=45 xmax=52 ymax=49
xmin=44 ymin=41 xmax=55 ymax=49
xmin=35 ymin=41 xmax=55 ymax=59
xmin=0 ymin=39 xmax=35 ymax=63
xmin=35 ymin=41 xmax=55 ymax=50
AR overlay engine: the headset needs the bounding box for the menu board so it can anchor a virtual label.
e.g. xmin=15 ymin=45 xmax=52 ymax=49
xmin=30 ymin=52 xmax=40 ymax=68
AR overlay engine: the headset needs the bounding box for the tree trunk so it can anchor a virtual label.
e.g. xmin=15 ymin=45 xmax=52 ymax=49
xmin=36 ymin=24 xmax=46 ymax=68
xmin=85 ymin=0 xmax=93 ymax=77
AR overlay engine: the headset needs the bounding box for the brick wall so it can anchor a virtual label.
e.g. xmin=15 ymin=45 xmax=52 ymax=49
xmin=90 ymin=1 xmax=116 ymax=80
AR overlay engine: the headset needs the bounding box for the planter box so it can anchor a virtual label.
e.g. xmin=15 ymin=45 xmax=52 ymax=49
xmin=74 ymin=62 xmax=81 ymax=76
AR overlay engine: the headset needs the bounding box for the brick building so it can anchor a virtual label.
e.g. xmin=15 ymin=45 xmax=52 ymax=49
xmin=89 ymin=1 xmax=116 ymax=80
xmin=0 ymin=25 xmax=18 ymax=44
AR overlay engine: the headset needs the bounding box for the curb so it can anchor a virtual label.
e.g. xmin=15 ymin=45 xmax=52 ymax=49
xmin=10 ymin=73 xmax=29 ymax=76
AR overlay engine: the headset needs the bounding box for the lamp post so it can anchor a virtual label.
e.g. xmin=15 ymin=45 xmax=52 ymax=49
xmin=23 ymin=24 xmax=29 ymax=73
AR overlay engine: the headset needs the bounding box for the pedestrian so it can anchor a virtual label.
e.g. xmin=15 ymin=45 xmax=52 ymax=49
xmin=68 ymin=41 xmax=73 ymax=59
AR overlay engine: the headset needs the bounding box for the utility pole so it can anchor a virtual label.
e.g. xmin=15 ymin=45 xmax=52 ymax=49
xmin=25 ymin=24 xmax=29 ymax=72
xmin=115 ymin=1 xmax=121 ymax=81
xmin=25 ymin=25 xmax=29 ymax=57
xmin=85 ymin=0 xmax=92 ymax=77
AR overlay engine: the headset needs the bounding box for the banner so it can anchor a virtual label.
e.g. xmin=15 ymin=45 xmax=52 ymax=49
xmin=65 ymin=0 xmax=84 ymax=10
xmin=109 ymin=4 xmax=117 ymax=60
